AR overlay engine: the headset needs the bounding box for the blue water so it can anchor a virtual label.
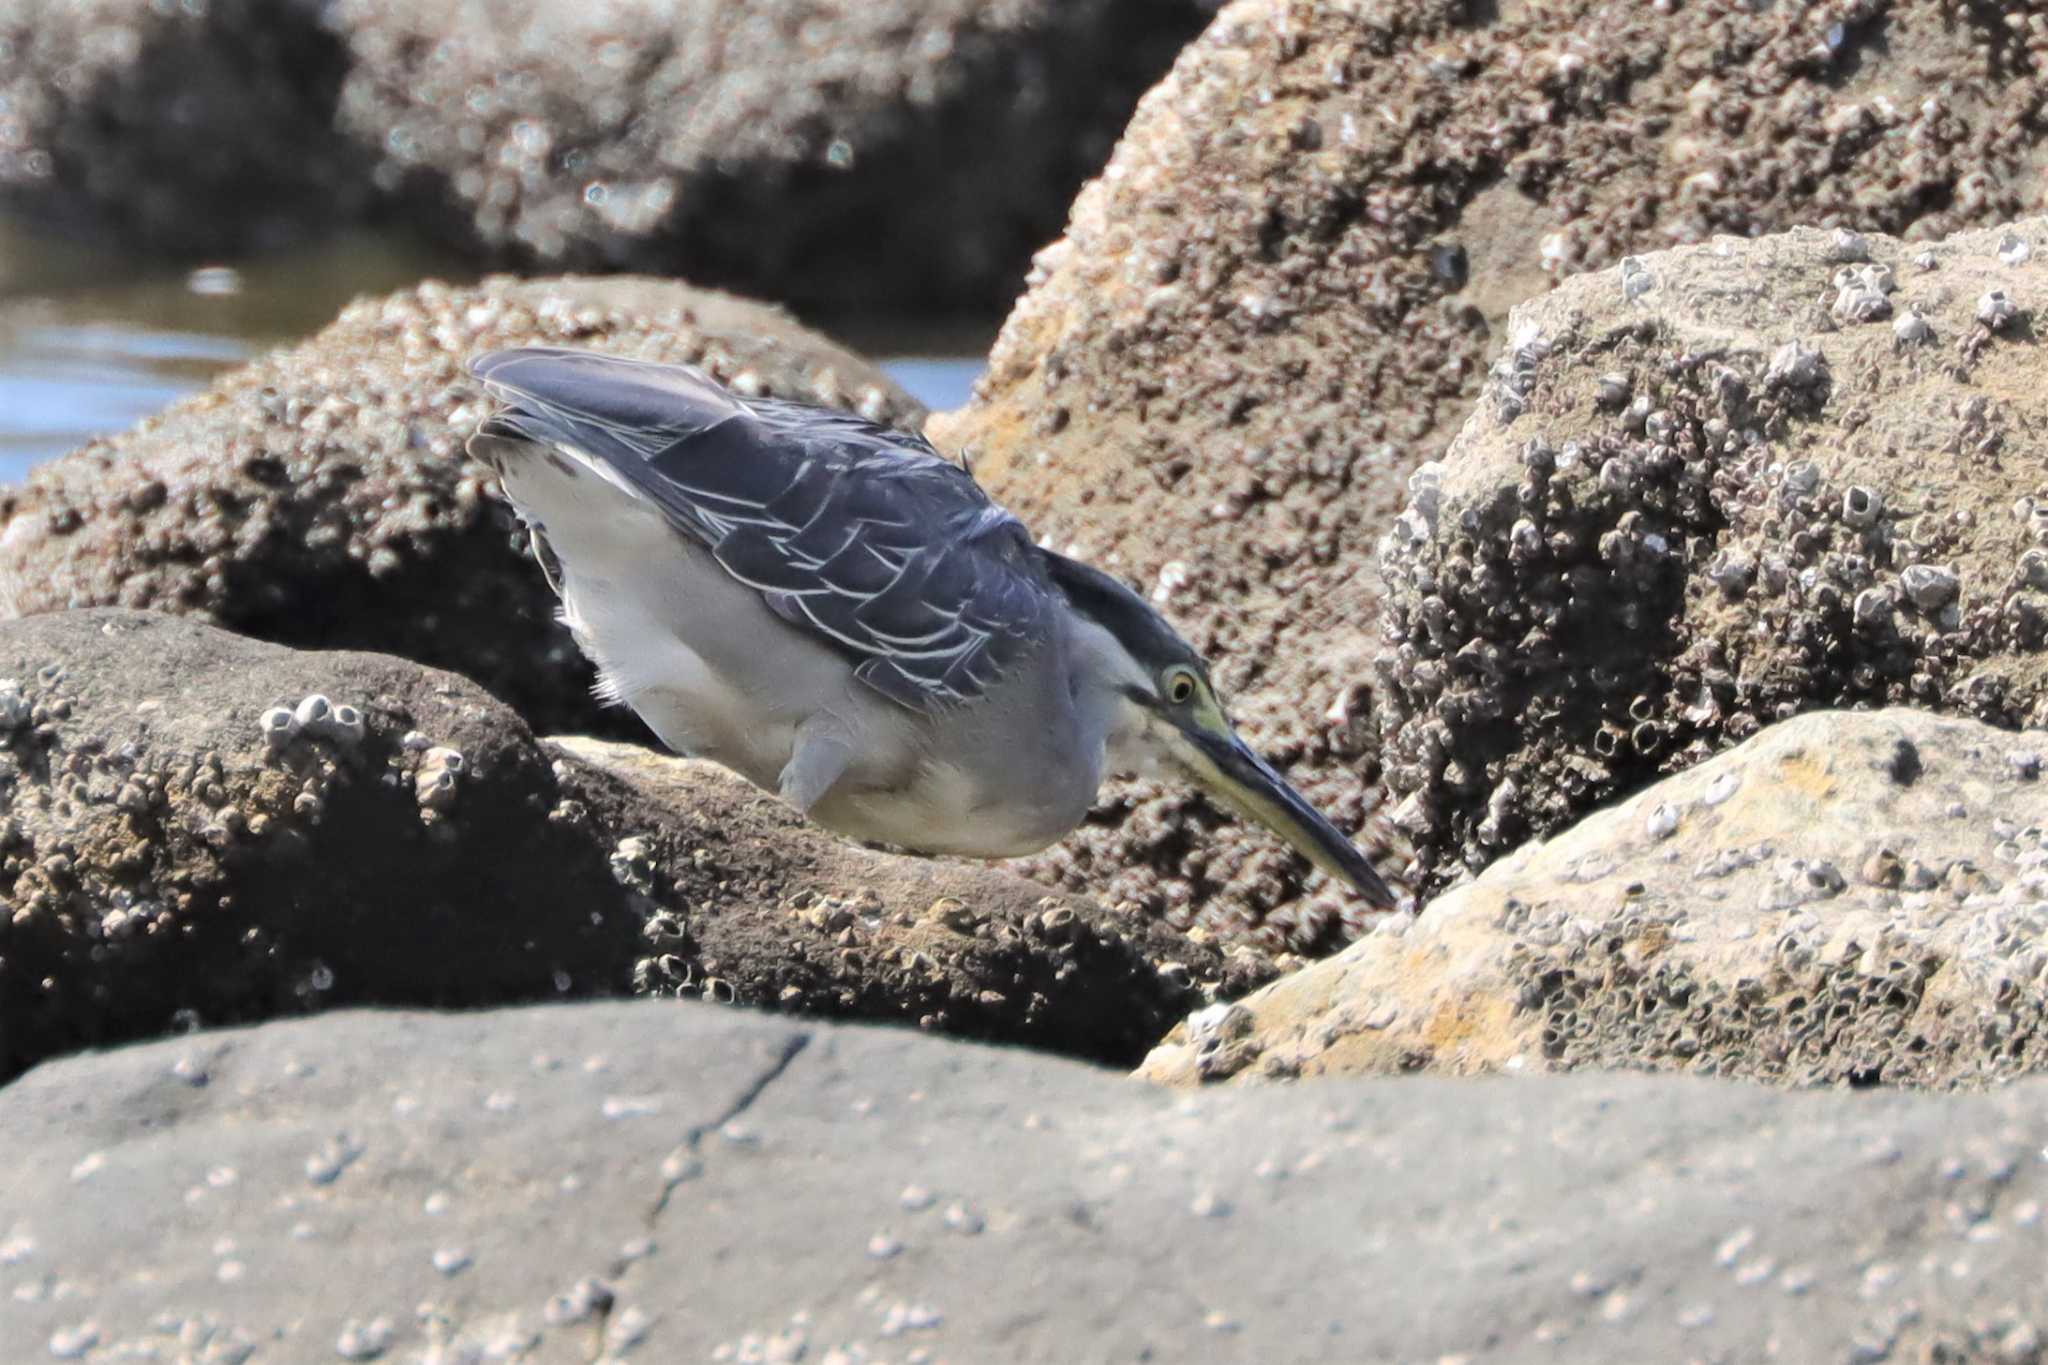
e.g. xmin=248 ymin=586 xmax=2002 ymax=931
xmin=0 ymin=339 xmax=982 ymax=484
xmin=0 ymin=323 xmax=253 ymax=480
xmin=0 ymin=226 xmax=986 ymax=484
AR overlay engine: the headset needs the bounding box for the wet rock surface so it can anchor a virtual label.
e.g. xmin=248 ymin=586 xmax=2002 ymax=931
xmin=934 ymin=0 xmax=2048 ymax=954
xmin=327 ymin=0 xmax=1216 ymax=312
xmin=1143 ymin=708 xmax=2048 ymax=1090
xmin=1378 ymin=219 xmax=2048 ymax=890
xmin=0 ymin=610 xmax=1228 ymax=1079
xmin=12 ymin=1001 xmax=2048 ymax=1363
xmin=0 ymin=0 xmax=369 ymax=255
xmin=0 ymin=275 xmax=920 ymax=737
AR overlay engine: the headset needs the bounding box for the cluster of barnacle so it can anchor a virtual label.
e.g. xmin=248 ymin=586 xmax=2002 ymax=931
xmin=1378 ymin=274 xmax=2048 ymax=889
xmin=1496 ymin=909 xmax=1981 ymax=1085
xmin=0 ymin=672 xmax=267 ymax=929
xmin=1676 ymin=380 xmax=2046 ymax=732
xmin=1374 ymin=324 xmax=1740 ymax=882
xmin=260 ymin=693 xmax=366 ymax=751
xmin=405 ymin=735 xmax=466 ymax=822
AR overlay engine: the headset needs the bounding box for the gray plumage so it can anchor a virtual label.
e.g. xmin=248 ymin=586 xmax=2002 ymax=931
xmin=475 ymin=347 xmax=1054 ymax=711
xmin=468 ymin=346 xmax=1397 ymax=907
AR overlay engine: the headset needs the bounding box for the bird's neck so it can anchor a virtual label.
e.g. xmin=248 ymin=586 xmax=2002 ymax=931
xmin=1063 ymin=616 xmax=1152 ymax=783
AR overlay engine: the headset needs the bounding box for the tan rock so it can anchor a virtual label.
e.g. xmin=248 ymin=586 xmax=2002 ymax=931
xmin=935 ymin=0 xmax=2048 ymax=953
xmin=1140 ymin=707 xmax=2048 ymax=1089
xmin=1376 ymin=218 xmax=2048 ymax=891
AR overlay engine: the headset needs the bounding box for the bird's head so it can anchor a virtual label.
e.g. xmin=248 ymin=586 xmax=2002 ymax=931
xmin=1045 ymin=553 xmax=1398 ymax=910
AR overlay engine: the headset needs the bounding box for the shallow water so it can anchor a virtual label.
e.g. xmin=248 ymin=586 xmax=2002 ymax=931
xmin=0 ymin=222 xmax=987 ymax=484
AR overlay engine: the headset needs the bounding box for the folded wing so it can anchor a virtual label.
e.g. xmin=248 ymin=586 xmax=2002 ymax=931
xmin=470 ymin=347 xmax=1057 ymax=711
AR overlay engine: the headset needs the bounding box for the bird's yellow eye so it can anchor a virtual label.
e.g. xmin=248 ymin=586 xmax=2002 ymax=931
xmin=1165 ymin=669 xmax=1197 ymax=705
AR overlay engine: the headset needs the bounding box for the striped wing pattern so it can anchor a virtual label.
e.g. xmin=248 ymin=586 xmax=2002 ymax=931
xmin=471 ymin=348 xmax=1055 ymax=712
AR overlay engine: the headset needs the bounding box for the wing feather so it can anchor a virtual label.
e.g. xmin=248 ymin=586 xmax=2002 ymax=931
xmin=471 ymin=347 xmax=1055 ymax=712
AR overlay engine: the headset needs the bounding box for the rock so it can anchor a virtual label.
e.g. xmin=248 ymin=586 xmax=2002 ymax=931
xmin=0 ymin=0 xmax=1214 ymax=308
xmin=1142 ymin=708 xmax=2048 ymax=1090
xmin=1376 ymin=218 xmax=2048 ymax=889
xmin=11 ymin=1000 xmax=2048 ymax=1361
xmin=0 ymin=0 xmax=370 ymax=255
xmin=933 ymin=0 xmax=2048 ymax=953
xmin=324 ymin=0 xmax=1215 ymax=312
xmin=0 ymin=609 xmax=641 ymax=1080
xmin=552 ymin=736 xmax=1261 ymax=1068
xmin=0 ymin=610 xmax=1230 ymax=1078
xmin=0 ymin=275 xmax=921 ymax=736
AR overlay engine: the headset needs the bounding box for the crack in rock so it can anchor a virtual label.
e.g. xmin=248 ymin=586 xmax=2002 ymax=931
xmin=560 ymin=1031 xmax=812 ymax=1363
xmin=639 ymin=1030 xmax=812 ymax=1231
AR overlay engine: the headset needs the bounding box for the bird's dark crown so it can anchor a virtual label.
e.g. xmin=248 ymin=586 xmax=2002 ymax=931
xmin=1037 ymin=548 xmax=1207 ymax=681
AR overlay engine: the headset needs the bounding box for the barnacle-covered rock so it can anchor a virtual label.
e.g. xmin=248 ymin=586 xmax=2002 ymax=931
xmin=0 ymin=609 xmax=637 ymax=1079
xmin=553 ymin=736 xmax=1268 ymax=1065
xmin=0 ymin=275 xmax=919 ymax=736
xmin=933 ymin=0 xmax=2048 ymax=956
xmin=0 ymin=610 xmax=1243 ymax=1080
xmin=1142 ymin=709 xmax=2048 ymax=1089
xmin=1374 ymin=218 xmax=2048 ymax=887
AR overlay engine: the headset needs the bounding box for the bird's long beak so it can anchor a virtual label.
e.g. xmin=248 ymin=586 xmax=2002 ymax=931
xmin=1175 ymin=725 xmax=1399 ymax=909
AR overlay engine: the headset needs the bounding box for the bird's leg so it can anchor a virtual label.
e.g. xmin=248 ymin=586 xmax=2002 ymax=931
xmin=777 ymin=722 xmax=853 ymax=815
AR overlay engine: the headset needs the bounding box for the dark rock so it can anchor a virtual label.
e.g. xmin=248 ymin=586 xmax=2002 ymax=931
xmin=0 ymin=609 xmax=638 ymax=1081
xmin=553 ymin=736 xmax=1261 ymax=1069
xmin=1144 ymin=708 xmax=2048 ymax=1089
xmin=326 ymin=0 xmax=1216 ymax=312
xmin=10 ymin=1000 xmax=2048 ymax=1360
xmin=1375 ymin=219 xmax=2048 ymax=892
xmin=932 ymin=0 xmax=2048 ymax=955
xmin=0 ymin=0 xmax=370 ymax=255
xmin=0 ymin=1 xmax=1218 ymax=309
xmin=0 ymin=275 xmax=921 ymax=736
xmin=0 ymin=610 xmax=1232 ymax=1078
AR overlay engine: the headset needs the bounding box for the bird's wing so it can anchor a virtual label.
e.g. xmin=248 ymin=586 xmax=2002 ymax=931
xmin=470 ymin=347 xmax=1057 ymax=712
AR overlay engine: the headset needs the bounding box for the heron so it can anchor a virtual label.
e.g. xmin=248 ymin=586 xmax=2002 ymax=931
xmin=468 ymin=346 xmax=1396 ymax=909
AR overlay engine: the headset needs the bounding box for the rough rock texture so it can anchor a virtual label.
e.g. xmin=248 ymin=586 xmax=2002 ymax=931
xmin=14 ymin=1002 xmax=2048 ymax=1362
xmin=1377 ymin=218 xmax=2048 ymax=889
xmin=0 ymin=609 xmax=641 ymax=1081
xmin=0 ymin=275 xmax=921 ymax=736
xmin=327 ymin=0 xmax=1218 ymax=312
xmin=1142 ymin=708 xmax=2048 ymax=1090
xmin=0 ymin=0 xmax=370 ymax=255
xmin=0 ymin=610 xmax=1229 ymax=1079
xmin=553 ymin=736 xmax=1264 ymax=1068
xmin=933 ymin=0 xmax=2048 ymax=953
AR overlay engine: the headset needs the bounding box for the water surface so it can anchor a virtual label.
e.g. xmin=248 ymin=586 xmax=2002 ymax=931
xmin=0 ymin=223 xmax=985 ymax=484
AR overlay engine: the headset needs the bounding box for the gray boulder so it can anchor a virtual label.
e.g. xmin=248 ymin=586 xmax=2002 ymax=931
xmin=1143 ymin=708 xmax=2048 ymax=1090
xmin=0 ymin=610 xmax=1230 ymax=1078
xmin=7 ymin=1000 xmax=2048 ymax=1361
xmin=933 ymin=0 xmax=2048 ymax=953
xmin=0 ymin=276 xmax=920 ymax=736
